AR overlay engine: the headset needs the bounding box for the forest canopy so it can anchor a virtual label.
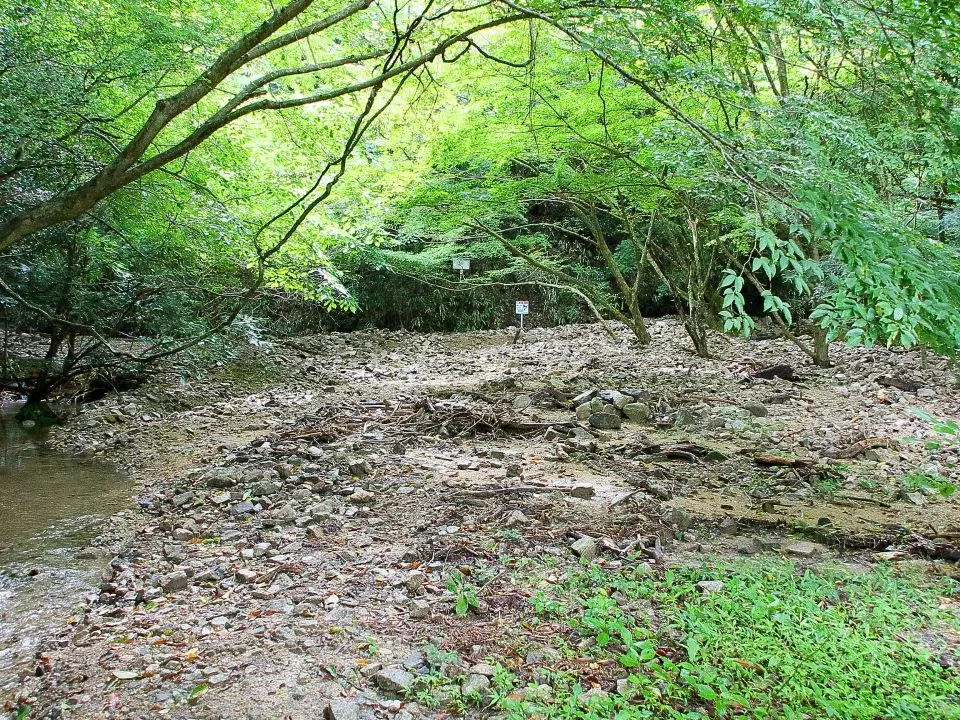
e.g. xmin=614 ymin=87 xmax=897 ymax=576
xmin=1 ymin=0 xmax=959 ymax=406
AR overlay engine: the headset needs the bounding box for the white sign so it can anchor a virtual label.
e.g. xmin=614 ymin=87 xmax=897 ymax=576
xmin=452 ymin=258 xmax=471 ymax=271
xmin=515 ymin=300 xmax=529 ymax=315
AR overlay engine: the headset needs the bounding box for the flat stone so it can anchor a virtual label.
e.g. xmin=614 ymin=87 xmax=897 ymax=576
xmin=373 ymin=666 xmax=415 ymax=694
xmin=782 ymin=540 xmax=821 ymax=558
xmin=588 ymin=412 xmax=621 ymax=430
xmin=875 ymin=550 xmax=908 ymax=561
xmin=568 ymin=484 xmax=595 ymax=499
xmin=228 ymin=500 xmax=255 ymax=516
xmin=470 ymin=663 xmax=497 ymax=677
xmin=525 ymin=646 xmax=561 ymax=664
xmin=349 ymin=489 xmax=375 ymax=504
xmin=622 ymin=403 xmax=650 ymax=422
xmin=236 ymin=568 xmax=258 ymax=583
xmin=160 ymin=571 xmax=189 ymax=593
xmin=172 ymin=491 xmax=195 ymax=507
xmin=325 ymin=699 xmax=361 ymax=720
xmin=572 ymin=389 xmax=596 ymax=405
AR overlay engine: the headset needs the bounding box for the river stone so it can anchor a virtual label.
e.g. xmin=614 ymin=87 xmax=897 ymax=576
xmin=588 ymin=412 xmax=621 ymax=430
xmin=325 ymin=699 xmax=361 ymax=720
xmin=205 ymin=468 xmax=238 ymax=488
xmin=575 ymin=403 xmax=592 ymax=420
xmin=349 ymin=489 xmax=375 ymax=504
xmin=696 ymin=580 xmax=725 ymax=594
xmin=373 ymin=666 xmax=415 ymax=694
xmin=160 ymin=571 xmax=189 ymax=593
xmin=172 ymin=491 xmax=195 ymax=507
xmin=348 ymin=458 xmax=372 ymax=477
xmin=513 ymin=394 xmax=533 ymax=410
xmin=782 ymin=540 xmax=821 ymax=557
xmin=571 ymin=536 xmax=597 ymax=561
xmin=598 ymin=389 xmax=632 ymax=409
xmin=742 ymin=401 xmax=769 ymax=417
xmin=462 ymin=673 xmax=491 ymax=698
xmin=229 ymin=500 xmax=255 ymax=516
xmin=622 ymin=403 xmax=650 ymax=422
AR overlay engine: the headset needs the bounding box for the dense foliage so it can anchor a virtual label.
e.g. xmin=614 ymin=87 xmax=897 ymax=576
xmin=2 ymin=0 xmax=959 ymax=405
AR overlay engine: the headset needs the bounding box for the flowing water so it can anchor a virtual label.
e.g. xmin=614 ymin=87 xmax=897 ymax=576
xmin=0 ymin=407 xmax=132 ymax=688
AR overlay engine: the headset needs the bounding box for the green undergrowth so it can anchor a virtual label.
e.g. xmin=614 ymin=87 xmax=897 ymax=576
xmin=418 ymin=559 xmax=960 ymax=719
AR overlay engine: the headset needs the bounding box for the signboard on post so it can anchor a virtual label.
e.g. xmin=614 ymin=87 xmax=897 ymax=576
xmin=515 ymin=300 xmax=529 ymax=332
xmin=452 ymin=257 xmax=470 ymax=280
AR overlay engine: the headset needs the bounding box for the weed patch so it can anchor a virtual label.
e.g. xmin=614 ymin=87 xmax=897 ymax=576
xmin=420 ymin=559 xmax=960 ymax=719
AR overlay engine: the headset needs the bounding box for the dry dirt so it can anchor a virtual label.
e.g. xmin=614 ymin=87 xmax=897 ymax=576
xmin=3 ymin=320 xmax=960 ymax=719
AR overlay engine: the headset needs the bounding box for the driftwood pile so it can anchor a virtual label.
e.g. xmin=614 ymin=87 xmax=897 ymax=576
xmin=279 ymin=395 xmax=575 ymax=443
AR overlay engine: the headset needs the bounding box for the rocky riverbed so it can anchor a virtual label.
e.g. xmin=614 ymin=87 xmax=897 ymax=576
xmin=3 ymin=320 xmax=959 ymax=718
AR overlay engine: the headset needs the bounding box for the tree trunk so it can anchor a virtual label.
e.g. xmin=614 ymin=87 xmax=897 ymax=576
xmin=811 ymin=326 xmax=831 ymax=367
xmin=683 ymin=317 xmax=711 ymax=358
xmin=627 ymin=305 xmax=651 ymax=344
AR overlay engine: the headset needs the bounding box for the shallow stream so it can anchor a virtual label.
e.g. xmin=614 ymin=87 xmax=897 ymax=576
xmin=0 ymin=407 xmax=132 ymax=688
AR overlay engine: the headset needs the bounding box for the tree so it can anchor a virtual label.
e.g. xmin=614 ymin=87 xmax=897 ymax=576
xmin=0 ymin=0 xmax=524 ymax=254
xmin=0 ymin=0 xmax=533 ymax=411
xmin=379 ymin=0 xmax=960 ymax=361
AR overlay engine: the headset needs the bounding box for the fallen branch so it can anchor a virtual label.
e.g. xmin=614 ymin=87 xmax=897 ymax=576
xmin=823 ymin=437 xmax=897 ymax=460
xmin=453 ymin=485 xmax=556 ymax=498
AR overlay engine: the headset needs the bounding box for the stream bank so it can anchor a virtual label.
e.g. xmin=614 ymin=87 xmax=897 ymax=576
xmin=3 ymin=320 xmax=959 ymax=718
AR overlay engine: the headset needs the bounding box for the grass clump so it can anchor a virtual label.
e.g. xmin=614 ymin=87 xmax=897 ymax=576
xmin=501 ymin=560 xmax=959 ymax=720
